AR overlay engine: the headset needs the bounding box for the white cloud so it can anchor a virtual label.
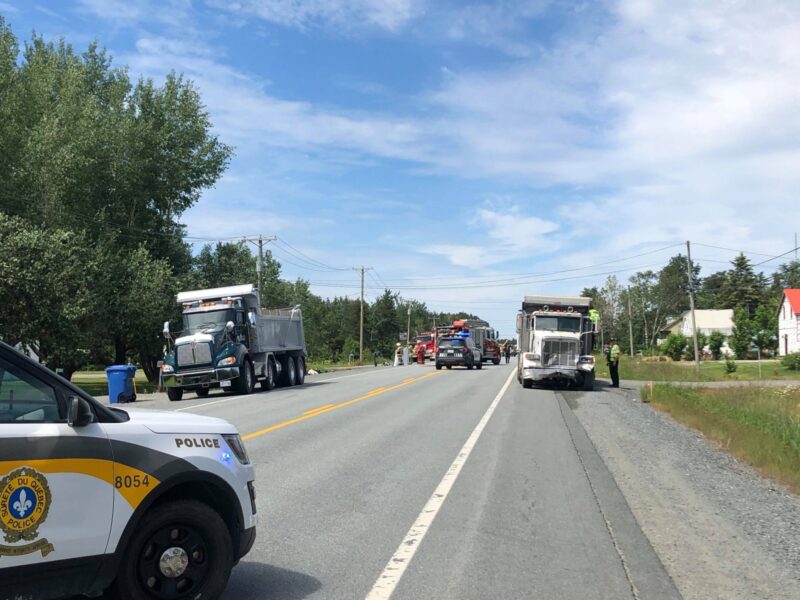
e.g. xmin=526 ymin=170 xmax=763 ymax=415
xmin=76 ymin=0 xmax=192 ymax=27
xmin=208 ymin=0 xmax=420 ymax=32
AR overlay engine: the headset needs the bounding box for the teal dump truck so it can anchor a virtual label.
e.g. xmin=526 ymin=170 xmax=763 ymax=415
xmin=161 ymin=284 xmax=307 ymax=401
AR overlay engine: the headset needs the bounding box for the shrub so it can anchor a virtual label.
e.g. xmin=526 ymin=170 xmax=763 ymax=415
xmin=781 ymin=352 xmax=800 ymax=371
xmin=661 ymin=333 xmax=688 ymax=362
xmin=708 ymin=330 xmax=726 ymax=360
xmin=724 ymin=357 xmax=738 ymax=373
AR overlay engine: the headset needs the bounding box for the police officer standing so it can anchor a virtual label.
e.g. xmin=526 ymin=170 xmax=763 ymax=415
xmin=608 ymin=337 xmax=621 ymax=388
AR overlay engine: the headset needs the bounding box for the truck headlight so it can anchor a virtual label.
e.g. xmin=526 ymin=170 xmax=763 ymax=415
xmin=222 ymin=434 xmax=250 ymax=465
xmin=161 ymin=363 xmax=174 ymax=374
xmin=217 ymin=356 xmax=237 ymax=367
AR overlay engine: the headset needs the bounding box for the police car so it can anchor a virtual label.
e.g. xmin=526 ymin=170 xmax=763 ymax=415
xmin=0 ymin=341 xmax=256 ymax=600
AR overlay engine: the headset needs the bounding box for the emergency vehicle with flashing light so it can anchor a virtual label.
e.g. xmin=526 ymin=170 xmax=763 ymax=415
xmin=0 ymin=341 xmax=257 ymax=600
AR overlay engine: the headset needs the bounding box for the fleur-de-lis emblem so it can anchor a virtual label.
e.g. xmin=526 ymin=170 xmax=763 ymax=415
xmin=13 ymin=489 xmax=32 ymax=518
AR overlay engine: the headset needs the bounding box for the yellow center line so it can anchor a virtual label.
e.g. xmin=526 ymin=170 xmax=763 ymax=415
xmin=243 ymin=371 xmax=442 ymax=441
xmin=303 ymin=404 xmax=335 ymax=415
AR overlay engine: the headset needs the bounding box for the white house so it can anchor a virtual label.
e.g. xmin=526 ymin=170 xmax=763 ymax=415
xmin=660 ymin=309 xmax=734 ymax=356
xmin=778 ymin=289 xmax=800 ymax=356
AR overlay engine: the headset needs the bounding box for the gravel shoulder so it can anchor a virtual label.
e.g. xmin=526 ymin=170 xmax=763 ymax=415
xmin=565 ymin=384 xmax=800 ymax=600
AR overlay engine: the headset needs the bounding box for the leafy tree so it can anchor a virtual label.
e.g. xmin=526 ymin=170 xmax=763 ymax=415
xmin=696 ymin=271 xmax=728 ymax=309
xmin=751 ymin=304 xmax=778 ymax=356
xmin=708 ymin=330 xmax=726 ymax=360
xmin=772 ymin=260 xmax=800 ymax=291
xmin=369 ymin=290 xmax=400 ymax=356
xmin=193 ymin=242 xmax=257 ymax=289
xmin=661 ymin=333 xmax=688 ymax=361
xmin=730 ymin=307 xmax=754 ymax=359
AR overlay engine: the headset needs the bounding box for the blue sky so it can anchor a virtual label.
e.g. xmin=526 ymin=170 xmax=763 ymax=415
xmin=2 ymin=0 xmax=799 ymax=336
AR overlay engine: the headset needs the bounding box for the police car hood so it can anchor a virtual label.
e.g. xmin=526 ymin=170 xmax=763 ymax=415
xmin=122 ymin=408 xmax=238 ymax=434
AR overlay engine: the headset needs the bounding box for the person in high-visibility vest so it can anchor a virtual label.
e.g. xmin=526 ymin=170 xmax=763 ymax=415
xmin=608 ymin=337 xmax=621 ymax=388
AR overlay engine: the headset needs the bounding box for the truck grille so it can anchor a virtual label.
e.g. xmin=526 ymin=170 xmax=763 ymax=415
xmin=541 ymin=339 xmax=578 ymax=367
xmin=176 ymin=342 xmax=213 ymax=367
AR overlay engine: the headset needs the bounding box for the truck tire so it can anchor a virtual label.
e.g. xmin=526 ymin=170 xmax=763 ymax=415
xmin=492 ymin=357 xmax=500 ymax=365
xmin=261 ymin=358 xmax=276 ymax=391
xmin=435 ymin=362 xmax=442 ymax=370
xmin=476 ymin=359 xmax=482 ymax=370
xmin=522 ymin=379 xmax=533 ymax=389
xmin=196 ymin=388 xmax=210 ymax=398
xmin=295 ymin=356 xmax=305 ymax=385
xmin=281 ymin=356 xmax=297 ymax=387
xmin=446 ymin=365 xmax=452 ymax=370
xmin=167 ymin=387 xmax=183 ymax=402
xmin=234 ymin=360 xmax=255 ymax=395
xmin=110 ymin=499 xmax=233 ymax=600
xmin=582 ymin=372 xmax=595 ymax=392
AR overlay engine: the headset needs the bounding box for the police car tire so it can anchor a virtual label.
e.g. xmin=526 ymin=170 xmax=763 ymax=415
xmin=196 ymin=388 xmax=210 ymax=398
xmin=523 ymin=379 xmax=533 ymax=389
xmin=167 ymin=387 xmax=184 ymax=402
xmin=111 ymin=500 xmax=233 ymax=600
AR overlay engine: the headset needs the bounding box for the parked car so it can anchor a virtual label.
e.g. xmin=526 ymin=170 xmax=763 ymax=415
xmin=435 ymin=336 xmax=482 ymax=370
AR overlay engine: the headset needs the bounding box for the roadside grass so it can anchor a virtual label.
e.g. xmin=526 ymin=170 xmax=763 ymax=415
xmin=594 ymin=354 xmax=800 ymax=382
xmin=641 ymin=384 xmax=800 ymax=493
xmin=71 ymin=371 xmax=158 ymax=397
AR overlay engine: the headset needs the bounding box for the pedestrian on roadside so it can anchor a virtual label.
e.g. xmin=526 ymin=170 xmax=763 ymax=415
xmin=402 ymin=344 xmax=409 ymax=366
xmin=416 ymin=344 xmax=425 ymax=365
xmin=608 ymin=337 xmax=621 ymax=388
xmin=373 ymin=350 xmax=379 ymax=367
xmin=504 ymin=344 xmax=511 ymax=364
xmin=393 ymin=343 xmax=401 ymax=367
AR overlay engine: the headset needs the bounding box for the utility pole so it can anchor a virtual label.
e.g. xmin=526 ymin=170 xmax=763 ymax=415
xmin=627 ymin=285 xmax=635 ymax=357
xmin=242 ymin=235 xmax=276 ymax=306
xmin=407 ymin=304 xmax=411 ymax=345
xmin=353 ymin=266 xmax=372 ymax=362
xmin=686 ymin=240 xmax=700 ymax=369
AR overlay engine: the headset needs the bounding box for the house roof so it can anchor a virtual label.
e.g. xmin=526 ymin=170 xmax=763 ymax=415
xmin=783 ymin=289 xmax=800 ymax=315
xmin=691 ymin=309 xmax=734 ymax=330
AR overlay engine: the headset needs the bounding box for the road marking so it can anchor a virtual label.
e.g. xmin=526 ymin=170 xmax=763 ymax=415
xmin=365 ymin=368 xmax=516 ymax=600
xmin=303 ymin=404 xmax=334 ymax=415
xmin=242 ymin=372 xmax=442 ymax=441
xmin=172 ymin=369 xmax=393 ymax=413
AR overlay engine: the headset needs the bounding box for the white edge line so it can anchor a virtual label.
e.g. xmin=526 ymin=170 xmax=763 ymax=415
xmin=365 ymin=368 xmax=517 ymax=600
xmin=173 ymin=368 xmax=391 ymax=412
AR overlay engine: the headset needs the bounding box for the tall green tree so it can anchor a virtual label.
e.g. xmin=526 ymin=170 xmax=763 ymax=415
xmin=730 ymin=307 xmax=754 ymax=359
xmin=719 ymin=254 xmax=767 ymax=316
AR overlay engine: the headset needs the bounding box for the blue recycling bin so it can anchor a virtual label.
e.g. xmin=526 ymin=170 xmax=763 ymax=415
xmin=105 ymin=365 xmax=137 ymax=404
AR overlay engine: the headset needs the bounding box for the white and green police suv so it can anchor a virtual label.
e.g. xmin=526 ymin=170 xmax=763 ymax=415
xmin=0 ymin=341 xmax=257 ymax=600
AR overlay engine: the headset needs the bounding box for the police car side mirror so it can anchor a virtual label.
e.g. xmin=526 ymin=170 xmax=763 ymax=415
xmin=226 ymin=321 xmax=235 ymax=333
xmin=67 ymin=396 xmax=94 ymax=428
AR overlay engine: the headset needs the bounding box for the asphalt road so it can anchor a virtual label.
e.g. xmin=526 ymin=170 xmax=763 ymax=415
xmin=138 ymin=363 xmax=680 ymax=600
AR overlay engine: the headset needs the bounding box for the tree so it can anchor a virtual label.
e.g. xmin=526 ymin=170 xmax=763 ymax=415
xmin=193 ymin=242 xmax=257 ymax=290
xmin=708 ymin=330 xmax=726 ymax=360
xmin=730 ymin=307 xmax=754 ymax=359
xmin=661 ymin=333 xmax=688 ymax=362
xmin=0 ymin=214 xmax=95 ymax=378
xmin=772 ymin=260 xmax=800 ymax=291
xmin=751 ymin=304 xmax=778 ymax=356
xmin=369 ymin=290 xmax=400 ymax=356
xmin=696 ymin=271 xmax=728 ymax=309
xmin=719 ymin=254 xmax=766 ymax=316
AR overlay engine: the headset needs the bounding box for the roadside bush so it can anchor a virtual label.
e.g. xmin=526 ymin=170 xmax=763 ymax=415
xmin=781 ymin=353 xmax=800 ymax=371
xmin=708 ymin=330 xmax=726 ymax=360
xmin=725 ymin=357 xmax=738 ymax=373
xmin=661 ymin=333 xmax=688 ymax=362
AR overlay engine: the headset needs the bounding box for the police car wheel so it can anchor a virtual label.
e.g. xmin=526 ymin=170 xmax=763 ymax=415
xmin=112 ymin=500 xmax=233 ymax=600
xmin=196 ymin=388 xmax=210 ymax=398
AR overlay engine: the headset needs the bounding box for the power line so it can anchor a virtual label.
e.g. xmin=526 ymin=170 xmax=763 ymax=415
xmin=753 ymin=246 xmax=800 ymax=267
xmin=274 ymin=237 xmax=349 ymax=271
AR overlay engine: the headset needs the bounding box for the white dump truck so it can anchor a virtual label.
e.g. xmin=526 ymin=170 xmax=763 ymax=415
xmin=161 ymin=284 xmax=307 ymax=401
xmin=516 ymin=295 xmax=597 ymax=390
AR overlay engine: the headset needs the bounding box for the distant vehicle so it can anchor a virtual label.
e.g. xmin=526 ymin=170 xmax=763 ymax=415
xmin=437 ymin=319 xmax=501 ymax=364
xmin=435 ymin=336 xmax=482 ymax=370
xmin=0 ymin=341 xmax=256 ymax=600
xmin=516 ymin=296 xmax=596 ymax=390
xmin=161 ymin=284 xmax=307 ymax=401
xmin=413 ymin=332 xmax=436 ymax=359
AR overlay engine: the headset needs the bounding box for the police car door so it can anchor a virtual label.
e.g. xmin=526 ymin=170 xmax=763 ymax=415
xmin=0 ymin=350 xmax=114 ymax=573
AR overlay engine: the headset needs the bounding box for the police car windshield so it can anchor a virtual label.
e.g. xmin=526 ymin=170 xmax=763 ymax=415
xmin=184 ymin=309 xmax=232 ymax=334
xmin=535 ymin=316 xmax=581 ymax=332
xmin=439 ymin=338 xmax=465 ymax=347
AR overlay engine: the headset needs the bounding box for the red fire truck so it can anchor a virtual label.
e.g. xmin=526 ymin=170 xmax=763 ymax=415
xmin=413 ymin=332 xmax=436 ymax=360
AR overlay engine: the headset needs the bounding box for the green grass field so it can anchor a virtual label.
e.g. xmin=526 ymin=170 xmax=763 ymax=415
xmin=594 ymin=354 xmax=800 ymax=382
xmin=641 ymin=384 xmax=800 ymax=493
